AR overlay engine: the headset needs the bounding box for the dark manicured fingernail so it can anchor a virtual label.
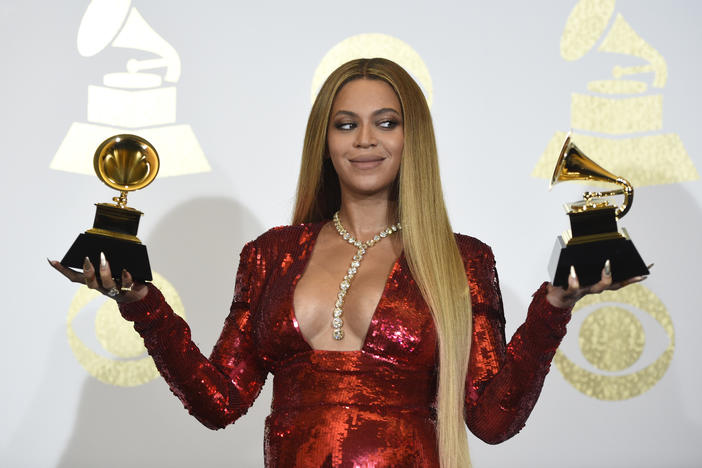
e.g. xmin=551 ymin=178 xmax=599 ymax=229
xmin=604 ymin=259 xmax=611 ymax=277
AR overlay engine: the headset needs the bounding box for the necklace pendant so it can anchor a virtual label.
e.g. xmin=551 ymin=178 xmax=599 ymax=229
xmin=331 ymin=211 xmax=401 ymax=341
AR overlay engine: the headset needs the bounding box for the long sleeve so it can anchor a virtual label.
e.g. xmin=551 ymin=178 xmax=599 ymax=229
xmin=461 ymin=240 xmax=572 ymax=444
xmin=118 ymin=241 xmax=268 ymax=430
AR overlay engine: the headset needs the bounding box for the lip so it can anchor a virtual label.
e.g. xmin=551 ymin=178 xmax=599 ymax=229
xmin=349 ymin=155 xmax=385 ymax=169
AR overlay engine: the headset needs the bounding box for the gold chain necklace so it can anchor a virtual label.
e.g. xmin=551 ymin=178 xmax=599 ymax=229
xmin=331 ymin=211 xmax=401 ymax=341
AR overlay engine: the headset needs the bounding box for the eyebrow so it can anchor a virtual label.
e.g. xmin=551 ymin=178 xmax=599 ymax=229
xmin=332 ymin=108 xmax=401 ymax=119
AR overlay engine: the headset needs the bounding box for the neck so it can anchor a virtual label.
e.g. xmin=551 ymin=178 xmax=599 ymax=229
xmin=337 ymin=194 xmax=397 ymax=241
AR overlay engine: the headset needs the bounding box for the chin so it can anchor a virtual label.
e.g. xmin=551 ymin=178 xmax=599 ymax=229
xmin=347 ymin=182 xmax=396 ymax=198
xmin=338 ymin=171 xmax=399 ymax=198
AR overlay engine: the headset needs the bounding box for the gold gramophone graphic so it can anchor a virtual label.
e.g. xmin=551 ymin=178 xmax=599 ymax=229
xmin=61 ymin=134 xmax=159 ymax=282
xmin=535 ymin=0 xmax=679 ymax=401
xmin=548 ymin=132 xmax=649 ymax=287
xmin=533 ymin=0 xmax=698 ymax=186
xmin=311 ymin=33 xmax=433 ymax=107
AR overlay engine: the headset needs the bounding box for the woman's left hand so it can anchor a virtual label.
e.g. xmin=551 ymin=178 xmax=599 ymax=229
xmin=546 ymin=260 xmax=647 ymax=309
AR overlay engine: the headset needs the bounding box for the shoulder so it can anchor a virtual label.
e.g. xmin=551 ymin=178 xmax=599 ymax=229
xmin=242 ymin=221 xmax=325 ymax=258
xmin=453 ymin=232 xmax=495 ymax=265
xmin=453 ymin=233 xmax=501 ymax=310
xmin=253 ymin=222 xmax=323 ymax=245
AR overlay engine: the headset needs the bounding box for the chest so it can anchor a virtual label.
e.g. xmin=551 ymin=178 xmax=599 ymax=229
xmin=253 ymin=244 xmax=438 ymax=371
xmin=293 ymin=238 xmax=401 ymax=350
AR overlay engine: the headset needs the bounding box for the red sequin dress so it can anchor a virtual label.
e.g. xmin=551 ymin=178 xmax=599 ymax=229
xmin=119 ymin=222 xmax=572 ymax=467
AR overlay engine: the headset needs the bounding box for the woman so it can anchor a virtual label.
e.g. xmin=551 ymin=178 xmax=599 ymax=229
xmin=50 ymin=58 xmax=641 ymax=467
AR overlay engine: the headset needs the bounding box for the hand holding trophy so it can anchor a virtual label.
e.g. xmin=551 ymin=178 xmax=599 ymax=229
xmin=59 ymin=134 xmax=159 ymax=286
xmin=548 ymin=133 xmax=650 ymax=288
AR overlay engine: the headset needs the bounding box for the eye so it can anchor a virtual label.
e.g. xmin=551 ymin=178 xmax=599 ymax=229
xmin=334 ymin=121 xmax=356 ymax=131
xmin=378 ymin=119 xmax=400 ymax=129
xmin=553 ymin=283 xmax=674 ymax=401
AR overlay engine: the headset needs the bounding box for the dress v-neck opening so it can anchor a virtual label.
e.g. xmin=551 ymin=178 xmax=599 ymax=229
xmin=290 ymin=221 xmax=404 ymax=353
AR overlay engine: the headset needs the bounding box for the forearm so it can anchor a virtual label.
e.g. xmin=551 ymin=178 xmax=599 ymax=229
xmin=120 ymin=283 xmax=266 ymax=429
xmin=466 ymin=282 xmax=572 ymax=444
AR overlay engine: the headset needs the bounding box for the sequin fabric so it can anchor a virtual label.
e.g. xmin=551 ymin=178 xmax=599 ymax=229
xmin=120 ymin=221 xmax=572 ymax=467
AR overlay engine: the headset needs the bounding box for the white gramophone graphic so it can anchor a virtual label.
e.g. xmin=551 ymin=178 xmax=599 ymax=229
xmin=51 ymin=0 xmax=209 ymax=177
xmin=54 ymin=0 xmax=200 ymax=387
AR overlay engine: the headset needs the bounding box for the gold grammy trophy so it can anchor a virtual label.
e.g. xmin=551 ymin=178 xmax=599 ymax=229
xmin=61 ymin=134 xmax=159 ymax=283
xmin=548 ymin=133 xmax=649 ymax=287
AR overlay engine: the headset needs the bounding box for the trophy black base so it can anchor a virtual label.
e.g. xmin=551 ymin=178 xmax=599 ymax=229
xmin=61 ymin=233 xmax=152 ymax=284
xmin=549 ymin=234 xmax=649 ymax=288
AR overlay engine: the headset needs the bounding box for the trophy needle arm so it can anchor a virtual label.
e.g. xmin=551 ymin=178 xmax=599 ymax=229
xmin=113 ymin=190 xmax=129 ymax=208
xmin=582 ymin=178 xmax=633 ymax=219
xmin=616 ymin=178 xmax=634 ymax=218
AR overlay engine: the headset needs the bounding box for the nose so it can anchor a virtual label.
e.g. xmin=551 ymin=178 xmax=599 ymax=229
xmin=354 ymin=123 xmax=376 ymax=148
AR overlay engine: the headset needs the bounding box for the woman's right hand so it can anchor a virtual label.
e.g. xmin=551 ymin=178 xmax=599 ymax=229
xmin=49 ymin=252 xmax=148 ymax=304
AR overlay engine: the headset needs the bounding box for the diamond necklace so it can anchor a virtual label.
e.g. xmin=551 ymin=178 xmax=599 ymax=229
xmin=330 ymin=211 xmax=402 ymax=341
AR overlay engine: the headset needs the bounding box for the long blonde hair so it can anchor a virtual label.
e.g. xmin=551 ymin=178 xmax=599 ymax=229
xmin=292 ymin=58 xmax=473 ymax=468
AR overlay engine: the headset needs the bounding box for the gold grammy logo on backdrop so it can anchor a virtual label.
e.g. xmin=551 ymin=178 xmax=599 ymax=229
xmin=54 ymin=0 xmax=199 ymax=386
xmin=533 ymin=0 xmax=698 ymax=186
xmin=67 ymin=272 xmax=186 ymax=387
xmin=535 ymin=0 xmax=686 ymax=400
xmin=51 ymin=0 xmax=210 ymax=177
xmin=554 ymin=284 xmax=674 ymax=400
xmin=312 ymin=33 xmax=433 ymax=107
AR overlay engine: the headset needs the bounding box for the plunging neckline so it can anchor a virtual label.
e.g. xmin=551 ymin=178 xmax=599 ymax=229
xmin=290 ymin=221 xmax=404 ymax=353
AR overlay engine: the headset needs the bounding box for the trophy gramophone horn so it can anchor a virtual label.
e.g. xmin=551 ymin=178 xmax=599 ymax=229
xmin=92 ymin=133 xmax=159 ymax=214
xmin=550 ymin=132 xmax=634 ymax=218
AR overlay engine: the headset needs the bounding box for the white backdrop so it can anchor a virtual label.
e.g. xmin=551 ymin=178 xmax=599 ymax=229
xmin=1 ymin=0 xmax=701 ymax=467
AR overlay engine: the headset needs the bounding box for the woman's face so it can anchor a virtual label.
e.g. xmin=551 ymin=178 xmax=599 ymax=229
xmin=326 ymin=78 xmax=404 ymax=200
